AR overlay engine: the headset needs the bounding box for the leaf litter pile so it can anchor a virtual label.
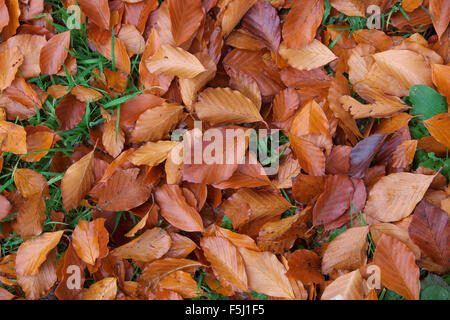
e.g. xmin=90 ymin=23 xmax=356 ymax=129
xmin=0 ymin=0 xmax=449 ymax=301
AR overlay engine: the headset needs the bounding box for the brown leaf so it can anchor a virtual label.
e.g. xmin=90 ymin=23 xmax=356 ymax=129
xmin=423 ymin=113 xmax=450 ymax=149
xmin=14 ymin=168 xmax=48 ymax=198
xmin=168 ymin=0 xmax=204 ymax=46
xmin=201 ymin=236 xmax=248 ymax=292
xmin=78 ymin=0 xmax=110 ymax=30
xmin=408 ymin=201 xmax=449 ymax=267
xmin=322 ymin=226 xmax=369 ymax=274
xmin=112 ymin=227 xmax=171 ymax=262
xmin=349 ymin=133 xmax=387 ymax=178
xmin=55 ymin=94 xmax=86 ymax=131
xmin=429 ymin=0 xmax=450 ymax=39
xmin=241 ymin=0 xmax=281 ymax=52
xmin=370 ymin=223 xmax=421 ymax=259
xmin=431 ymin=64 xmax=450 ymax=103
xmin=373 ymin=234 xmax=420 ymax=300
xmin=82 ymin=277 xmax=117 ymax=300
xmin=0 ymin=120 xmax=27 ymax=154
xmin=39 ymin=31 xmax=70 ymax=75
xmin=238 ymin=247 xmax=294 ymax=299
xmin=159 ymin=270 xmax=202 ymax=298
xmin=0 ymin=46 xmax=23 ymax=90
xmin=286 ymin=250 xmax=324 ymax=285
xmin=194 ymin=87 xmax=263 ymax=125
xmin=279 ymin=40 xmax=337 ymax=71
xmin=391 ymin=140 xmax=418 ymax=168
xmin=155 ymin=184 xmax=204 ymax=232
xmin=94 ymin=168 xmax=152 ymax=211
xmin=14 ymin=193 xmax=45 ymax=237
xmin=364 ymin=172 xmax=435 ymax=222
xmin=72 ymin=218 xmax=109 ymax=266
xmin=61 ymin=150 xmax=95 ymax=211
xmin=282 ymin=0 xmax=324 ymax=49
xmin=290 ymin=134 xmax=326 ymax=176
xmin=321 ymin=269 xmax=364 ymax=300
xmin=130 ymin=103 xmax=183 ymax=143
xmin=16 ymin=231 xmax=63 ymax=277
xmin=330 ymin=0 xmax=365 ymax=16
xmin=145 ymin=44 xmax=206 ymax=78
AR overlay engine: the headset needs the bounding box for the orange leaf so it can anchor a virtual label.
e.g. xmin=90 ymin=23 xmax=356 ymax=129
xmin=422 ymin=113 xmax=450 ymax=149
xmin=286 ymin=250 xmax=324 ymax=285
xmin=431 ymin=64 xmax=450 ymax=103
xmin=238 ymin=247 xmax=294 ymax=299
xmin=72 ymin=218 xmax=109 ymax=266
xmin=201 ymin=236 xmax=248 ymax=292
xmin=282 ymin=0 xmax=324 ymax=49
xmin=322 ymin=226 xmax=369 ymax=274
xmin=0 ymin=120 xmax=27 ymax=154
xmin=61 ymin=150 xmax=95 ymax=211
xmin=321 ymin=269 xmax=364 ymax=300
xmin=14 ymin=168 xmax=48 ymax=198
xmin=429 ymin=0 xmax=450 ymax=39
xmin=78 ymin=0 xmax=110 ymax=30
xmin=82 ymin=277 xmax=117 ymax=300
xmin=290 ymin=134 xmax=326 ymax=176
xmin=39 ymin=31 xmax=71 ymax=75
xmin=15 ymin=231 xmax=63 ymax=277
xmin=220 ymin=0 xmax=258 ymax=37
xmin=155 ymin=184 xmax=204 ymax=232
xmin=391 ymin=140 xmax=418 ymax=168
xmin=279 ymin=40 xmax=337 ymax=71
xmin=373 ymin=234 xmax=420 ymax=300
xmin=111 ymin=228 xmax=172 ymax=262
xmin=168 ymin=0 xmax=204 ymax=46
xmin=0 ymin=46 xmax=23 ymax=90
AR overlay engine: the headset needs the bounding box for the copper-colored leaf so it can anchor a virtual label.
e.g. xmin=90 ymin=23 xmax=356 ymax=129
xmin=82 ymin=277 xmax=117 ymax=300
xmin=282 ymin=0 xmax=324 ymax=49
xmin=429 ymin=0 xmax=450 ymax=39
xmin=130 ymin=141 xmax=178 ymax=166
xmin=238 ymin=247 xmax=294 ymax=299
xmin=364 ymin=172 xmax=435 ymax=222
xmin=39 ymin=31 xmax=70 ymax=75
xmin=61 ymin=150 xmax=95 ymax=211
xmin=408 ymin=201 xmax=449 ymax=267
xmin=194 ymin=87 xmax=263 ymax=125
xmin=279 ymin=40 xmax=337 ymax=71
xmin=0 ymin=120 xmax=27 ymax=154
xmin=322 ymin=226 xmax=369 ymax=274
xmin=145 ymin=44 xmax=206 ymax=78
xmin=321 ymin=269 xmax=364 ymax=300
xmin=14 ymin=168 xmax=48 ymax=198
xmin=373 ymin=234 xmax=420 ymax=300
xmin=16 ymin=231 xmax=63 ymax=277
xmin=220 ymin=0 xmax=258 ymax=37
xmin=112 ymin=228 xmax=172 ymax=262
xmin=290 ymin=134 xmax=326 ymax=176
xmin=286 ymin=250 xmax=324 ymax=285
xmin=168 ymin=0 xmax=204 ymax=46
xmin=72 ymin=218 xmax=109 ymax=266
xmin=77 ymin=0 xmax=110 ymax=30
xmin=422 ymin=113 xmax=450 ymax=149
xmin=0 ymin=46 xmax=23 ymax=90
xmin=313 ymin=174 xmax=354 ymax=226
xmin=155 ymin=184 xmax=204 ymax=232
xmin=201 ymin=236 xmax=248 ymax=292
